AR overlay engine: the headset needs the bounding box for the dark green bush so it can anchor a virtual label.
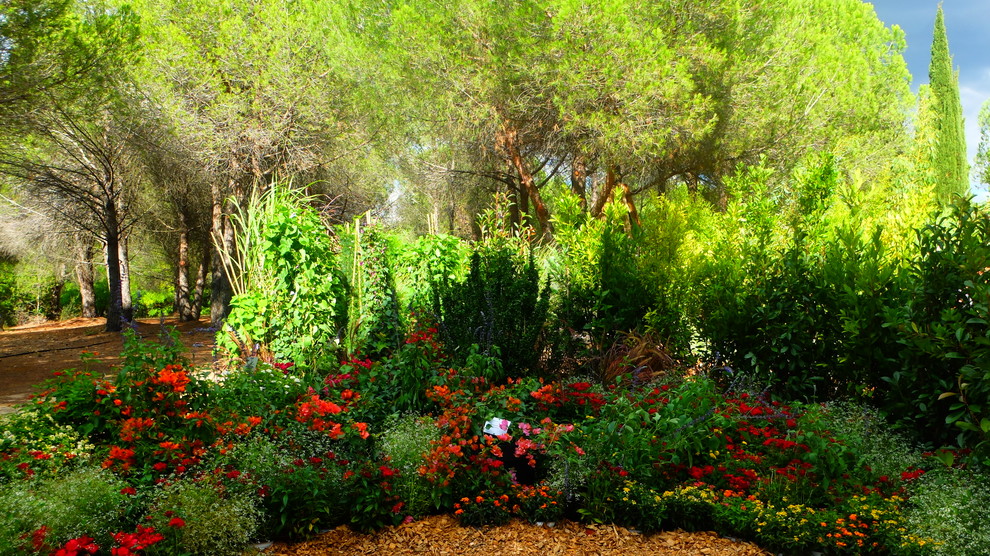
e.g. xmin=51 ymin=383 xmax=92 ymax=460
xmin=433 ymin=242 xmax=549 ymax=376
xmin=884 ymin=199 xmax=990 ymax=458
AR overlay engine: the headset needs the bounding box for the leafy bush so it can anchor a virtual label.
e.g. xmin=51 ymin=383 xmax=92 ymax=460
xmin=0 ymin=259 xmax=20 ymax=328
xmin=377 ymin=414 xmax=442 ymax=517
xmin=434 ymin=241 xmax=550 ymax=376
xmin=148 ymin=475 xmax=262 ymax=556
xmin=133 ymin=288 xmax=174 ymax=318
xmin=884 ymin=199 xmax=990 ymax=458
xmin=0 ymin=466 xmax=129 ymax=553
xmin=339 ymin=221 xmax=404 ymax=357
xmin=549 ymin=191 xmax=652 ymax=368
xmin=396 ymin=232 xmax=468 ymax=314
xmin=211 ymin=432 xmax=351 ymax=541
xmin=221 ymin=185 xmax=348 ymax=369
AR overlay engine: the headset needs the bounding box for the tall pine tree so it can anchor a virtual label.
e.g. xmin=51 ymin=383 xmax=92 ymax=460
xmin=926 ymin=5 xmax=969 ymax=202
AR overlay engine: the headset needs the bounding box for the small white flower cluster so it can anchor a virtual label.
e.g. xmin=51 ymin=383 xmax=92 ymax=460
xmin=905 ymin=468 xmax=990 ymax=556
xmin=0 ymin=410 xmax=95 ymax=460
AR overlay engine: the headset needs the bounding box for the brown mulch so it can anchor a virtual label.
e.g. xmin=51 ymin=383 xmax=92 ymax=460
xmin=266 ymin=515 xmax=772 ymax=555
xmin=0 ymin=316 xmax=217 ymax=412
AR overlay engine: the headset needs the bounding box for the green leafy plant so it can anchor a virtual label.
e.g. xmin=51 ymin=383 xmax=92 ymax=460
xmin=885 ymin=198 xmax=990 ymax=457
xmin=377 ymin=414 xmax=443 ymax=517
xmin=148 ymin=474 xmax=262 ymax=556
xmin=434 ymin=241 xmax=549 ymax=376
xmin=339 ymin=219 xmax=404 ymax=358
xmin=0 ymin=466 xmax=129 ymax=553
xmin=220 ymin=184 xmax=348 ymax=370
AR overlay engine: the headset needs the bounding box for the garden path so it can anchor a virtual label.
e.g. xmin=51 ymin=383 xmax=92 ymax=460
xmin=0 ymin=317 xmax=217 ymax=413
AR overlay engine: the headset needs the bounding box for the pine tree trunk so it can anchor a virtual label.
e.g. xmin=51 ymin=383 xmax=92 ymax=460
xmin=499 ymin=123 xmax=553 ymax=239
xmin=119 ymin=236 xmax=133 ymax=323
xmin=591 ymin=165 xmax=620 ymax=218
xmin=192 ymin=248 xmax=208 ymax=321
xmin=210 ymin=180 xmax=235 ymax=327
xmin=75 ymin=240 xmax=97 ymax=318
xmin=176 ymin=213 xmax=194 ymax=321
xmin=104 ymin=203 xmax=124 ymax=332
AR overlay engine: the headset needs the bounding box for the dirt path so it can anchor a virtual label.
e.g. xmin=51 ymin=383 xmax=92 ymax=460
xmin=0 ymin=317 xmax=217 ymax=413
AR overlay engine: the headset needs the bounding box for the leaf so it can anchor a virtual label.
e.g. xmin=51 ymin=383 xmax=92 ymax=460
xmin=938 ymin=392 xmax=958 ymax=400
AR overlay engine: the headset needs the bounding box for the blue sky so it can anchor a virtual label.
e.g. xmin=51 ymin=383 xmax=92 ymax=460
xmin=868 ymin=0 xmax=990 ymax=192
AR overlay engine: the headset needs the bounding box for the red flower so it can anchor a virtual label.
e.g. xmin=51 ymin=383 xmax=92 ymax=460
xmin=379 ymin=465 xmax=397 ymax=478
xmin=54 ymin=535 xmax=99 ymax=555
xmin=120 ymin=486 xmax=137 ymax=496
xmin=30 ymin=525 xmax=48 ymax=551
xmin=168 ymin=517 xmax=185 ymax=528
xmin=153 ymin=462 xmax=168 ymax=472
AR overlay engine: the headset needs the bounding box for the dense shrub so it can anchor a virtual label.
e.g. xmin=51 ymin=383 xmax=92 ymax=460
xmin=339 ymin=221 xmax=404 ymax=357
xmin=434 ymin=238 xmax=550 ymax=376
xmin=884 ymin=199 xmax=990 ymax=458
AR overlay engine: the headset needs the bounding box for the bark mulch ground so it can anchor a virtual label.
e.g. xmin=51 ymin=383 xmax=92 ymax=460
xmin=267 ymin=515 xmax=773 ymax=555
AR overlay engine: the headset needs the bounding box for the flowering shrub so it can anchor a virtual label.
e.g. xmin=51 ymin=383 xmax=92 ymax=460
xmin=513 ymin=483 xmax=564 ymax=523
xmin=454 ymin=491 xmax=514 ymax=526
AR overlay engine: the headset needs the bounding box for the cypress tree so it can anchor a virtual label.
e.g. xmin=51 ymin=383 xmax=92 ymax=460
xmin=927 ymin=5 xmax=969 ymax=202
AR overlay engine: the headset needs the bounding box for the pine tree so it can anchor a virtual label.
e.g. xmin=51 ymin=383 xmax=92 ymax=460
xmin=926 ymin=5 xmax=969 ymax=202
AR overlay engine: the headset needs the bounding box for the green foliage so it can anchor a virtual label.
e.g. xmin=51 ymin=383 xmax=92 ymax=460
xmin=548 ymin=191 xmax=651 ymax=367
xmin=119 ymin=327 xmax=189 ymax=378
xmin=60 ymin=278 xmax=110 ymax=318
xmin=396 ymin=233 xmax=469 ymax=314
xmin=0 ymin=260 xmax=19 ymax=327
xmin=133 ymin=288 xmax=175 ymax=318
xmin=377 ymin=414 xmax=443 ymax=517
xmin=353 ymin=323 xmax=447 ymax=418
xmin=205 ymin=364 xmax=311 ymax=423
xmin=339 ymin=219 xmax=404 ymax=357
xmin=434 ymin=234 xmax=550 ymax=376
xmin=221 ymin=185 xmax=348 ymax=369
xmin=976 ymin=100 xmax=990 ymax=187
xmin=923 ymin=6 xmax=969 ymax=202
xmin=694 ymin=157 xmax=923 ymax=402
xmin=148 ymin=475 xmax=262 ymax=556
xmin=885 ymin=199 xmax=990 ymax=458
xmin=0 ymin=466 xmax=129 ymax=553
xmin=0 ymin=0 xmax=140 ymax=125
xmin=212 ymin=433 xmax=351 ymax=541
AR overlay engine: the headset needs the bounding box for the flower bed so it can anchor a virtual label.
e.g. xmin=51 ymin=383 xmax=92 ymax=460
xmin=1 ymin=329 xmax=987 ymax=555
